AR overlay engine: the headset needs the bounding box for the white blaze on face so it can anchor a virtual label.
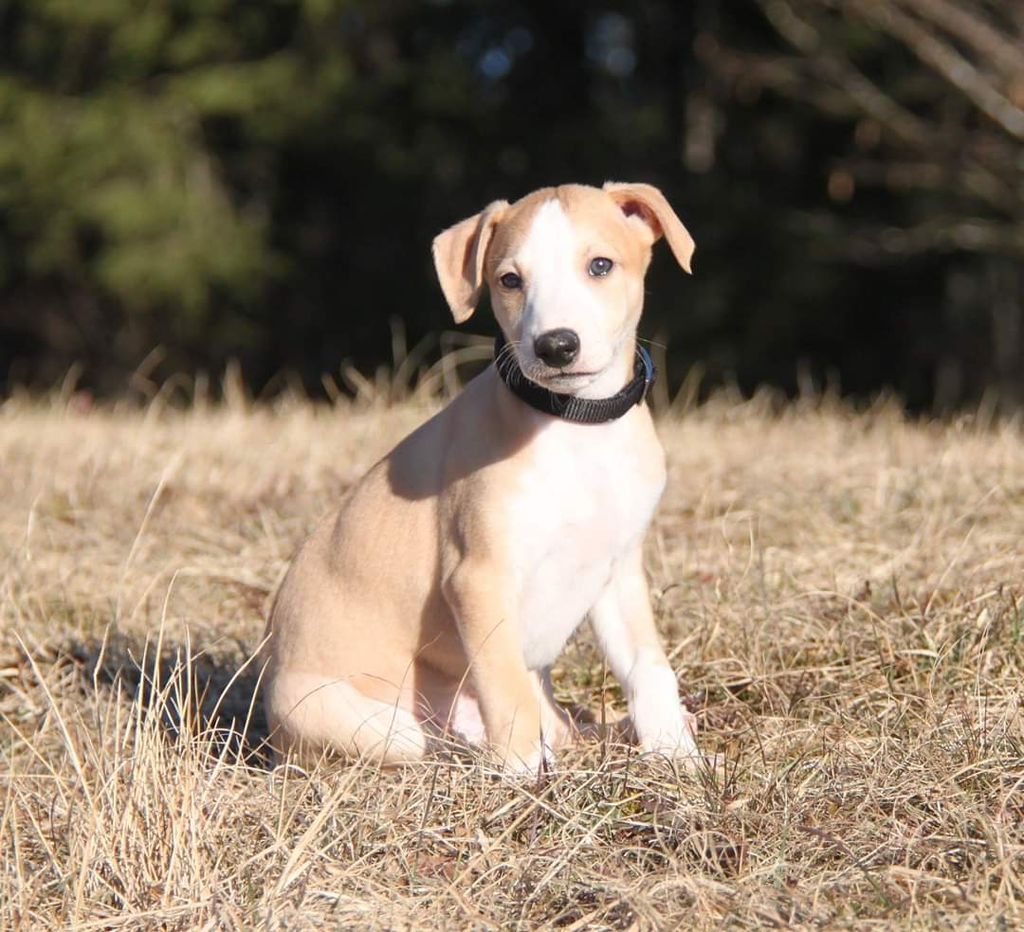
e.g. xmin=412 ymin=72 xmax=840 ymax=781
xmin=516 ymin=199 xmax=614 ymax=376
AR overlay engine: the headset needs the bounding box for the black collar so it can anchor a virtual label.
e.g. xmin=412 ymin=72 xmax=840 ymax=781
xmin=494 ymin=332 xmax=656 ymax=424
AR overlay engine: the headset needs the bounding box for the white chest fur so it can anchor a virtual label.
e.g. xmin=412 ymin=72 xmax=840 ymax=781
xmin=504 ymin=412 xmax=665 ymax=670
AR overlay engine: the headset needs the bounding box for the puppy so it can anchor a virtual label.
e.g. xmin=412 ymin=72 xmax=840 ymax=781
xmin=264 ymin=182 xmax=700 ymax=773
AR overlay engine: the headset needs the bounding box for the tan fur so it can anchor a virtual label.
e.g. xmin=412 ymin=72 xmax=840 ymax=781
xmin=264 ymin=182 xmax=697 ymax=772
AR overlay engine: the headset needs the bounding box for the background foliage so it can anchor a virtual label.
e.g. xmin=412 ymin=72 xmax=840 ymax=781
xmin=1 ymin=0 xmax=1022 ymax=409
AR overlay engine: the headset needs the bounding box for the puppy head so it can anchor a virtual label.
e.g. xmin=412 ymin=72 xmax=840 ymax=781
xmin=433 ymin=182 xmax=694 ymax=395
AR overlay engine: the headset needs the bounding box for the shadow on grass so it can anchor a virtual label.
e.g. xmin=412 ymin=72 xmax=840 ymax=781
xmin=55 ymin=629 xmax=273 ymax=769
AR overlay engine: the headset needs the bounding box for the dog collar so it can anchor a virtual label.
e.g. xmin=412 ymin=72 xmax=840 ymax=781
xmin=493 ymin=332 xmax=656 ymax=424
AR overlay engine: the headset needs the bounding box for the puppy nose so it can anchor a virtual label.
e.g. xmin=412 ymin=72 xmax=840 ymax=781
xmin=533 ymin=329 xmax=580 ymax=368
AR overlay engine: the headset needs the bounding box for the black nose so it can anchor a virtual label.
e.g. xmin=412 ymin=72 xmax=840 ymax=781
xmin=533 ymin=329 xmax=580 ymax=368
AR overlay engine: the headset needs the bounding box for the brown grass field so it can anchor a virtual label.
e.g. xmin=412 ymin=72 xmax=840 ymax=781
xmin=2 ymin=386 xmax=1022 ymax=929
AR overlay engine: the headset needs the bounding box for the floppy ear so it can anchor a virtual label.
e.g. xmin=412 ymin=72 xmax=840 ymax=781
xmin=431 ymin=199 xmax=508 ymax=323
xmin=603 ymin=182 xmax=695 ymax=273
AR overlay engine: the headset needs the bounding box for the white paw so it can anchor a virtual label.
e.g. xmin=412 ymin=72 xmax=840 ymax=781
xmin=494 ymin=738 xmax=554 ymax=778
xmin=629 ymin=663 xmax=701 ymax=759
xmin=641 ymin=726 xmax=700 ymax=759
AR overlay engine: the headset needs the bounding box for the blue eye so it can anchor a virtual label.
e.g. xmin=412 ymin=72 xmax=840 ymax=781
xmin=589 ymin=257 xmax=614 ymax=277
xmin=499 ymin=272 xmax=523 ymax=289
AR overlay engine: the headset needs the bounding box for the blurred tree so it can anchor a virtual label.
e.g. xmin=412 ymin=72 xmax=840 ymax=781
xmin=0 ymin=0 xmax=352 ymax=388
xmin=706 ymin=0 xmax=1024 ymax=406
xmin=0 ymin=0 xmax=1021 ymax=409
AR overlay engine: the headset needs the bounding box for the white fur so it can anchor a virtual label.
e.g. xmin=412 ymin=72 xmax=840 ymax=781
xmin=628 ymin=653 xmax=698 ymax=755
xmin=591 ymin=591 xmax=699 ymax=757
xmin=505 ymin=413 xmax=662 ymax=670
xmin=267 ymin=183 xmax=699 ymax=772
xmin=446 ymin=690 xmax=487 ymax=745
xmin=516 ymin=200 xmax=626 ymax=397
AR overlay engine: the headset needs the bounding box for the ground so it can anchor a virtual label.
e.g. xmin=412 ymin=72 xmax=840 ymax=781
xmin=1 ymin=388 xmax=1022 ymax=929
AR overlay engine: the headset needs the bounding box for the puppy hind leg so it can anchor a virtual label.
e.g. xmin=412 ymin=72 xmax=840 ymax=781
xmin=266 ymin=672 xmax=428 ymax=766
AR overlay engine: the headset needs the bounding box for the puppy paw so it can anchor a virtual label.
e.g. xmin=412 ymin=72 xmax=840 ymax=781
xmin=494 ymin=742 xmax=553 ymax=779
xmin=642 ymin=732 xmax=700 ymax=759
xmin=486 ymin=726 xmax=555 ymax=778
xmin=636 ymin=702 xmax=701 ymax=759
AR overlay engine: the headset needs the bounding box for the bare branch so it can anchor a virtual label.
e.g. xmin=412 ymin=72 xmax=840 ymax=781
xmin=757 ymin=0 xmax=936 ymax=148
xmin=870 ymin=219 xmax=1024 ymax=257
xmin=753 ymin=0 xmax=1018 ymax=213
xmin=805 ymin=214 xmax=1024 ymax=260
xmin=696 ymin=43 xmax=870 ymax=118
xmin=847 ymin=0 xmax=1024 ymax=140
xmin=835 ymin=156 xmax=1012 ymax=206
xmin=896 ymin=0 xmax=1024 ymax=80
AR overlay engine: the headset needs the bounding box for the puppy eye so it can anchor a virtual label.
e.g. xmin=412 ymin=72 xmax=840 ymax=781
xmin=499 ymin=271 xmax=523 ymax=290
xmin=588 ymin=257 xmax=614 ymax=277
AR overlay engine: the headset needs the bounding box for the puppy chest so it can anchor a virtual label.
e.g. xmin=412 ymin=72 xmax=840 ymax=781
xmin=506 ymin=434 xmax=663 ymax=668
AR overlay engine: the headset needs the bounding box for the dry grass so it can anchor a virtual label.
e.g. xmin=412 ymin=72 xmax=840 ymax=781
xmin=1 ymin=388 xmax=1022 ymax=929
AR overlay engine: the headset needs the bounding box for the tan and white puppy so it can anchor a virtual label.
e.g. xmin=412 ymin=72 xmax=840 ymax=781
xmin=264 ymin=182 xmax=699 ymax=773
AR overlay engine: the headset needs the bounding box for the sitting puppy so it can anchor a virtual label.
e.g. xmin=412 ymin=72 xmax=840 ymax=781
xmin=264 ymin=182 xmax=700 ymax=773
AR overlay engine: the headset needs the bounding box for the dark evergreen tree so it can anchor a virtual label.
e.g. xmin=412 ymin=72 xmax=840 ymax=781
xmin=0 ymin=0 xmax=1020 ymax=408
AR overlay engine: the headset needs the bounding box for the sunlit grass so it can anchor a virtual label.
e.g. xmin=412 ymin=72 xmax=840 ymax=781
xmin=2 ymin=388 xmax=1022 ymax=927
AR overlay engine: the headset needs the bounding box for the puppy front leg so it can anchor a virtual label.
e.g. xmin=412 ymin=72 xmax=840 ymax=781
xmin=443 ymin=562 xmax=549 ymax=774
xmin=590 ymin=548 xmax=699 ymax=759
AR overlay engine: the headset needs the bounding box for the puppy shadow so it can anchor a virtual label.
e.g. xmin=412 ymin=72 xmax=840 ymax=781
xmin=58 ymin=631 xmax=272 ymax=768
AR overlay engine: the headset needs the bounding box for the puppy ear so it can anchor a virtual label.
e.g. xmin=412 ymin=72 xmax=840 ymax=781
xmin=432 ymin=200 xmax=508 ymax=323
xmin=603 ymin=182 xmax=695 ymax=274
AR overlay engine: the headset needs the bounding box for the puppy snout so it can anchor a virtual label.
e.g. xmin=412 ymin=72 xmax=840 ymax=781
xmin=533 ymin=329 xmax=580 ymax=369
